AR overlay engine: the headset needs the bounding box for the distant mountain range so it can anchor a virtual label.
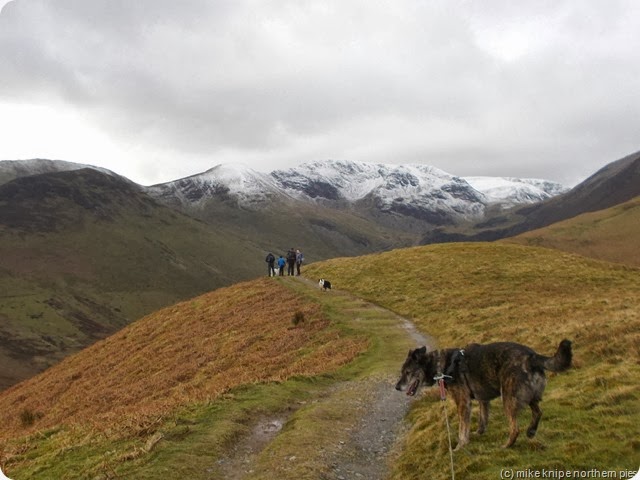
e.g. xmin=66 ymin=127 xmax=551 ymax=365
xmin=147 ymin=160 xmax=567 ymax=227
xmin=1 ymin=157 xmax=568 ymax=220
xmin=0 ymin=151 xmax=638 ymax=389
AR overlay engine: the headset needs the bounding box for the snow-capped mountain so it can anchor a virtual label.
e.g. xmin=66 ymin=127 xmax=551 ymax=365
xmin=145 ymin=159 xmax=567 ymax=226
xmin=271 ymin=160 xmax=488 ymax=221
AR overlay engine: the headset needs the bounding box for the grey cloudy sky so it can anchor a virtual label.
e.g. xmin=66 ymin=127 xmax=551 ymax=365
xmin=1 ymin=0 xmax=638 ymax=186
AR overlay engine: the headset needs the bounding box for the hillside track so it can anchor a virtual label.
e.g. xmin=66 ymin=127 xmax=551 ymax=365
xmin=219 ymin=275 xmax=434 ymax=480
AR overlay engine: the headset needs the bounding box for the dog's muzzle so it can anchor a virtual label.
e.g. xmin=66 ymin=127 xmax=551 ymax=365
xmin=406 ymin=379 xmax=420 ymax=396
xmin=396 ymin=377 xmax=420 ymax=396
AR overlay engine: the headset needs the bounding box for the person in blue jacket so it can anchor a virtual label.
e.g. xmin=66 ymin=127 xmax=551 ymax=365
xmin=277 ymin=255 xmax=286 ymax=276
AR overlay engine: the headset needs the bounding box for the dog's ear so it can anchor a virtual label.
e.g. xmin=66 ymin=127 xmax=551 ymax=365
xmin=411 ymin=346 xmax=427 ymax=359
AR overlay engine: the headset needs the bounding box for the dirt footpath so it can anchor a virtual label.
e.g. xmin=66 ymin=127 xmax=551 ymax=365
xmin=218 ymin=277 xmax=433 ymax=480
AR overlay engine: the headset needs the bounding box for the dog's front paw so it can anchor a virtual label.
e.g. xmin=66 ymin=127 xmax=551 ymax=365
xmin=453 ymin=440 xmax=468 ymax=452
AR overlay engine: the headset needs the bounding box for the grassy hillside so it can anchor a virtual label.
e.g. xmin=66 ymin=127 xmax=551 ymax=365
xmin=0 ymin=278 xmax=369 ymax=478
xmin=505 ymin=196 xmax=640 ymax=267
xmin=1 ymin=242 xmax=638 ymax=479
xmin=0 ymin=169 xmax=270 ymax=389
xmin=304 ymin=243 xmax=640 ymax=478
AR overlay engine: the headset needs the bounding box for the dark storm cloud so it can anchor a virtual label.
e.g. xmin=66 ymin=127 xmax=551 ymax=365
xmin=1 ymin=0 xmax=638 ymax=185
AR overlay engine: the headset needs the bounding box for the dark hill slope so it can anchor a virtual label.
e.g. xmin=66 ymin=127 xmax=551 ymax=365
xmin=0 ymin=167 xmax=152 ymax=231
xmin=0 ymin=159 xmax=93 ymax=185
xmin=0 ymin=169 xmax=267 ymax=389
xmin=505 ymin=196 xmax=640 ymax=267
xmin=514 ymin=150 xmax=640 ymax=232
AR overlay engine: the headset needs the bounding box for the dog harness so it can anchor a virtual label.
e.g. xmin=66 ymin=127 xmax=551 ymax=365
xmin=434 ymin=349 xmax=469 ymax=400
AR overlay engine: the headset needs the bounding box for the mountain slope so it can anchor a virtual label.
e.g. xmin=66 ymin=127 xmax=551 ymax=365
xmin=0 ymin=158 xmax=120 ymax=185
xmin=147 ymin=163 xmax=290 ymax=208
xmin=0 ymin=168 xmax=269 ymax=389
xmin=513 ymin=149 xmax=640 ymax=231
xmin=504 ymin=196 xmax=640 ymax=267
xmin=148 ymin=162 xmax=420 ymax=257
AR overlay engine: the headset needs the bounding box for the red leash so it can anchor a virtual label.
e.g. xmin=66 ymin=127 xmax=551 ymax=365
xmin=438 ymin=377 xmax=447 ymax=400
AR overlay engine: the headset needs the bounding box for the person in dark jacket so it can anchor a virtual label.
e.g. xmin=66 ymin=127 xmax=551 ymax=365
xmin=286 ymin=247 xmax=296 ymax=276
xmin=265 ymin=252 xmax=276 ymax=277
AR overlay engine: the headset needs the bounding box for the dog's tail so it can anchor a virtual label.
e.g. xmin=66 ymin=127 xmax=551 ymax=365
xmin=539 ymin=339 xmax=572 ymax=372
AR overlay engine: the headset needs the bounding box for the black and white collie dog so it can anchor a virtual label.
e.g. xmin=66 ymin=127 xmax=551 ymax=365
xmin=318 ymin=279 xmax=332 ymax=291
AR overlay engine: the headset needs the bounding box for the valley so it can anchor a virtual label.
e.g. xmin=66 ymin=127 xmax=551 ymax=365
xmin=0 ymin=157 xmax=575 ymax=390
xmin=0 ymin=152 xmax=639 ymax=478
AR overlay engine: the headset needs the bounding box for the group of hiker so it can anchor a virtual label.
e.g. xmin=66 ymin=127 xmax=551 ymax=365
xmin=265 ymin=248 xmax=304 ymax=277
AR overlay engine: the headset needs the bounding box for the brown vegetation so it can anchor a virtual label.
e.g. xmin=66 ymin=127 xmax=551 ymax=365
xmin=0 ymin=278 xmax=367 ymax=443
xmin=506 ymin=196 xmax=640 ymax=267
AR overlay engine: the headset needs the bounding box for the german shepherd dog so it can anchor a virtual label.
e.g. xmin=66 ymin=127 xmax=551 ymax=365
xmin=396 ymin=339 xmax=572 ymax=449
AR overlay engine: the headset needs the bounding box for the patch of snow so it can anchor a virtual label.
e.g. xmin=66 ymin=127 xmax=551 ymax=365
xmin=147 ymin=163 xmax=286 ymax=207
xmin=464 ymin=176 xmax=567 ymax=206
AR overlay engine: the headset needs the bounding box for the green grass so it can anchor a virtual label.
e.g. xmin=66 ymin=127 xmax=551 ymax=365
xmin=304 ymin=242 xmax=640 ymax=478
xmin=506 ymin=196 xmax=640 ymax=267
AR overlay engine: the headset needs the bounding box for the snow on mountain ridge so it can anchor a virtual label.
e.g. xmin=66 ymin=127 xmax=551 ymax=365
xmin=198 ymin=163 xmax=281 ymax=197
xmin=272 ymin=159 xmax=388 ymax=201
xmin=464 ymin=176 xmax=568 ymax=207
xmin=146 ymin=159 xmax=566 ymax=221
xmin=270 ymin=160 xmax=489 ymax=220
xmin=147 ymin=162 xmax=287 ymax=207
xmin=272 ymin=160 xmax=473 ymax=202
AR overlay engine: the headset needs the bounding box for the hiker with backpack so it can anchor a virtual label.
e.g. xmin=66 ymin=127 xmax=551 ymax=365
xmin=286 ymin=247 xmax=297 ymax=276
xmin=265 ymin=252 xmax=276 ymax=277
